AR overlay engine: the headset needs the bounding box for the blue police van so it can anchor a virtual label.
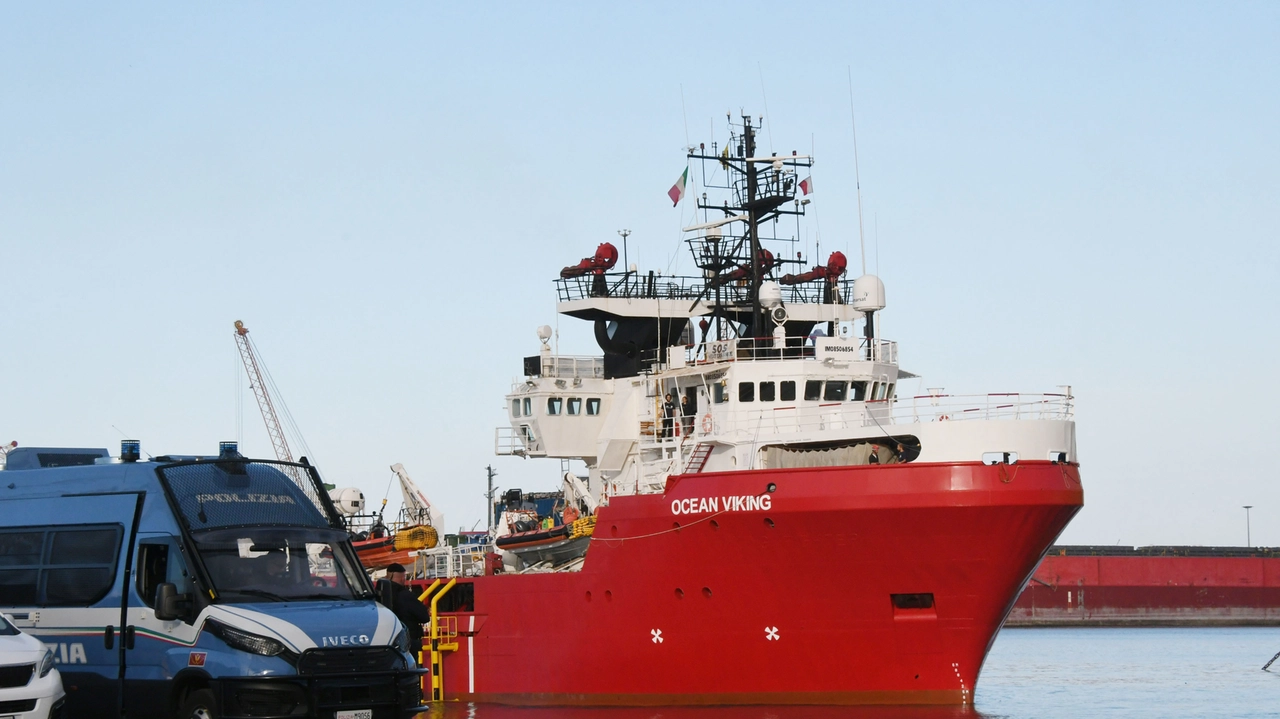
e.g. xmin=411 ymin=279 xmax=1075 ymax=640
xmin=0 ymin=441 xmax=426 ymax=719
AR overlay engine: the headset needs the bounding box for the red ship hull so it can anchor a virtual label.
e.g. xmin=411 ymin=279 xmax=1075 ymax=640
xmin=431 ymin=460 xmax=1082 ymax=705
xmin=1008 ymin=549 xmax=1280 ymax=626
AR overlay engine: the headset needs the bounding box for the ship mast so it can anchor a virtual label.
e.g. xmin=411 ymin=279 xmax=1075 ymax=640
xmin=686 ymin=114 xmax=813 ymax=343
xmin=744 ymin=117 xmax=763 ymax=337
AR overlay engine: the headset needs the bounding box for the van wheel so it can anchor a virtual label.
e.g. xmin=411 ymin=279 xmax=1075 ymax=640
xmin=178 ymin=688 xmax=217 ymax=719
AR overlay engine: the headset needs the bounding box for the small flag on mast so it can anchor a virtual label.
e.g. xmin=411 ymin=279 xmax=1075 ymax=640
xmin=668 ymin=168 xmax=689 ymax=206
xmin=799 ymin=176 xmax=814 ymax=196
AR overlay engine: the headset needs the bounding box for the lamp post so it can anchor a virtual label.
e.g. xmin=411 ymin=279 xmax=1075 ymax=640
xmin=1243 ymin=506 xmax=1253 ymax=548
xmin=617 ymin=229 xmax=630 ymax=275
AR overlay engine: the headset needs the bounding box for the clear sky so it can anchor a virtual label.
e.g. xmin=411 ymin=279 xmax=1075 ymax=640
xmin=3 ymin=3 xmax=1277 ymax=547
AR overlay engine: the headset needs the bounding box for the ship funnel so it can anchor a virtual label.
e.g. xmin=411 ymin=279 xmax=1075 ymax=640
xmin=850 ymin=274 xmax=886 ymax=313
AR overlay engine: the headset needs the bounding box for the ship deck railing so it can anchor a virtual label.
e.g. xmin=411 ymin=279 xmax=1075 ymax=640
xmin=533 ymin=354 xmax=605 ymax=380
xmin=413 ymin=544 xmax=488 ymax=579
xmin=495 ymin=426 xmax=540 ymax=457
xmin=661 ymin=337 xmax=898 ymax=367
xmin=637 ymin=392 xmax=1074 ymax=448
xmin=555 ymin=271 xmax=855 ymax=305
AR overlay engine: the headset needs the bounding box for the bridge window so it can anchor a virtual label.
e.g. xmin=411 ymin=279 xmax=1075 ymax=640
xmin=780 ymin=381 xmax=796 ymax=401
xmin=887 ymin=383 xmax=896 ymax=399
xmin=547 ymin=397 xmax=563 ymax=415
xmin=586 ymin=398 xmax=602 ymax=415
xmin=511 ymin=399 xmax=521 ymax=417
xmin=567 ymin=398 xmax=582 ymax=415
xmin=804 ymin=380 xmax=822 ymax=401
xmin=824 ymin=381 xmax=848 ymax=402
xmin=759 ymin=382 xmax=776 ymax=402
xmin=738 ymin=382 xmax=754 ymax=402
xmin=522 ymin=398 xmax=532 ymax=416
xmin=851 ymin=381 xmax=868 ymax=401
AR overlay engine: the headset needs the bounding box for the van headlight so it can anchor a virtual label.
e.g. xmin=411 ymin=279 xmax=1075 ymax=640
xmin=38 ymin=648 xmax=55 ymax=678
xmin=392 ymin=628 xmax=410 ymax=654
xmin=206 ymin=619 xmax=289 ymax=657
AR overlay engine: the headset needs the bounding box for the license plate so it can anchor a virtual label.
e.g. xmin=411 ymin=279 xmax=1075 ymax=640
xmin=336 ymin=711 xmax=372 ymax=719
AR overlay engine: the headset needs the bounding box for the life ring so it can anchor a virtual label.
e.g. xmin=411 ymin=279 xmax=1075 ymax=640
xmin=701 ymin=413 xmax=714 ymax=434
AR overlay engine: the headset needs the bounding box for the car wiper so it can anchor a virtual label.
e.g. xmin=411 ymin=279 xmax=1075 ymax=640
xmin=221 ymin=588 xmax=291 ymax=602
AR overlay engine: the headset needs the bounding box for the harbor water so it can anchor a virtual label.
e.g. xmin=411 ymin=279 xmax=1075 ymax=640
xmin=420 ymin=627 xmax=1280 ymax=718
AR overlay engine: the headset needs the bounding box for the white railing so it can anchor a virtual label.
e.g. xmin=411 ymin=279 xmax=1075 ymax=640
xmin=893 ymin=393 xmax=1073 ymax=424
xmin=675 ymin=337 xmax=899 ymax=367
xmin=541 ymin=355 xmax=605 ymax=380
xmin=495 ymin=426 xmax=542 ymax=456
xmin=414 ymin=545 xmax=487 ymax=579
xmin=640 ymin=393 xmax=1072 ymax=444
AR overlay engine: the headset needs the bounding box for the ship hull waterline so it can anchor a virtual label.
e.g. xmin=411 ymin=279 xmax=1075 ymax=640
xmin=434 ymin=460 xmax=1082 ymax=706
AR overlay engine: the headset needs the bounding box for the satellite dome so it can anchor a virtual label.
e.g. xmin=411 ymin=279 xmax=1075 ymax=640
xmin=759 ymin=281 xmax=783 ymax=309
xmin=850 ymin=274 xmax=886 ymax=312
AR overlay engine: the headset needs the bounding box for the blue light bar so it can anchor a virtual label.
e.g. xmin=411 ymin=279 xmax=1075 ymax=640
xmin=219 ymin=441 xmax=239 ymax=458
xmin=120 ymin=440 xmax=141 ymax=463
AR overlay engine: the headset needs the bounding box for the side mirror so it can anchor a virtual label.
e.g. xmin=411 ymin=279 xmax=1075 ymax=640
xmin=155 ymin=583 xmax=190 ymax=621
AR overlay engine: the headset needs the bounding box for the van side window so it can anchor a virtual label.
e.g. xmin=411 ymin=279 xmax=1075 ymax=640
xmin=759 ymin=381 xmax=776 ymax=402
xmin=586 ymin=398 xmax=602 ymax=415
xmin=738 ymin=382 xmax=754 ymax=402
xmin=567 ymin=398 xmax=582 ymax=415
xmin=780 ymin=381 xmax=796 ymax=402
xmin=136 ymin=540 xmax=193 ymax=609
xmin=0 ymin=525 xmax=122 ymax=607
xmin=851 ymin=381 xmax=868 ymax=401
xmin=824 ymin=381 xmax=848 ymax=401
xmin=547 ymin=397 xmax=562 ymax=415
xmin=804 ymin=380 xmax=822 ymax=401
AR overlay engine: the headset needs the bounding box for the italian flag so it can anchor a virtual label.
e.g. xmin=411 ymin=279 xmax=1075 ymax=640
xmin=799 ymin=176 xmax=813 ymax=196
xmin=668 ymin=167 xmax=688 ymax=207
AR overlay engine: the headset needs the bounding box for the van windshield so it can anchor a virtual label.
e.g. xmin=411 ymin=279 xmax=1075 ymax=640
xmin=192 ymin=527 xmax=371 ymax=603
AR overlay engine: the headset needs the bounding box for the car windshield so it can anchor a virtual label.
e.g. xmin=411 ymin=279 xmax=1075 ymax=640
xmin=192 ymin=527 xmax=370 ymax=603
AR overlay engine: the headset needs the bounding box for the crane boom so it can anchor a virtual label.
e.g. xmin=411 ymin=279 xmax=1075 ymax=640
xmin=233 ymin=320 xmax=295 ymax=464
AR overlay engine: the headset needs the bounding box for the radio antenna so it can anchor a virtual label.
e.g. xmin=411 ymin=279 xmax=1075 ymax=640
xmin=847 ymin=66 xmax=867 ymax=275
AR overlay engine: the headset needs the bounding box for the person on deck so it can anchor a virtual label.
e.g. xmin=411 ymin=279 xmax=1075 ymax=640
xmin=680 ymin=395 xmax=694 ymax=435
xmin=378 ymin=563 xmax=434 ymax=658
